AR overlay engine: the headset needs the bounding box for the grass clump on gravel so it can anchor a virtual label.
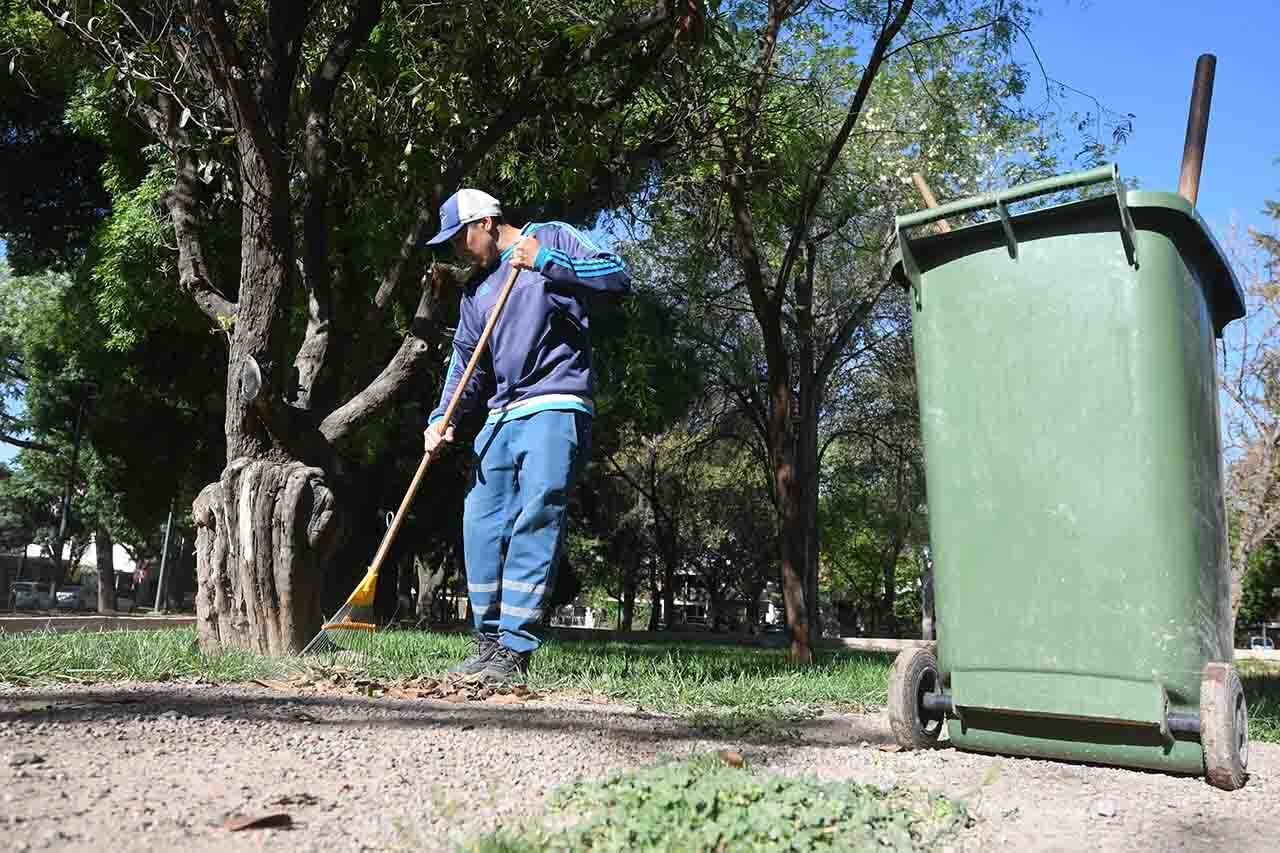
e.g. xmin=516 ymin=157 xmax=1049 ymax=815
xmin=458 ymin=753 xmax=967 ymax=853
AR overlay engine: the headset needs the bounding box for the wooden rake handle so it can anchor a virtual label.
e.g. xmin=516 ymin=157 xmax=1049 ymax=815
xmin=365 ymin=263 xmax=522 ymax=576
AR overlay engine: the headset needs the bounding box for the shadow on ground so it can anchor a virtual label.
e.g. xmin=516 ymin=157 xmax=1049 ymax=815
xmin=0 ymin=684 xmax=899 ymax=747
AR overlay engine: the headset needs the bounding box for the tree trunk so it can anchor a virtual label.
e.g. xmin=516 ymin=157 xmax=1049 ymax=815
xmin=745 ymin=578 xmax=765 ymax=631
xmin=648 ymin=567 xmax=661 ymax=631
xmin=1231 ymin=527 xmax=1251 ymax=630
xmin=797 ymin=242 xmax=822 ymax=645
xmin=415 ymin=554 xmax=446 ymax=620
xmin=919 ymin=545 xmax=934 ymax=641
xmin=658 ymin=530 xmax=677 ymax=630
xmin=770 ymin=376 xmax=812 ymax=662
xmin=96 ymin=526 xmax=117 ymax=614
xmin=192 ymin=458 xmax=343 ymax=654
xmin=880 ymin=536 xmax=907 ymax=638
xmin=706 ymin=587 xmax=721 ymax=632
xmin=620 ymin=551 xmax=638 ymax=631
xmin=798 ymin=379 xmax=820 ymax=642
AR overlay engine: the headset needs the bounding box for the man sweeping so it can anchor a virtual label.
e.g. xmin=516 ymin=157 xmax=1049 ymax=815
xmin=423 ymin=189 xmax=630 ymax=682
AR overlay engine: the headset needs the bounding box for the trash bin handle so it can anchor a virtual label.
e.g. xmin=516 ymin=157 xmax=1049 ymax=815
xmin=896 ymin=164 xmax=1119 ymax=231
xmin=896 ymin=163 xmax=1138 ymax=304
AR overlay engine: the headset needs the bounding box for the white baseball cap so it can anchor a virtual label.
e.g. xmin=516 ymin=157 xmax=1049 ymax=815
xmin=425 ymin=189 xmax=503 ymax=245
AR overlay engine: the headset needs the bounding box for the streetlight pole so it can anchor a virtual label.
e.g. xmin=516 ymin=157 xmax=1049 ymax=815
xmin=153 ymin=495 xmax=176 ymax=613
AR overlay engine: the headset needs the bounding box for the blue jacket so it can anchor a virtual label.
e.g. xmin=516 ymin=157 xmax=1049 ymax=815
xmin=428 ymin=221 xmax=630 ymax=427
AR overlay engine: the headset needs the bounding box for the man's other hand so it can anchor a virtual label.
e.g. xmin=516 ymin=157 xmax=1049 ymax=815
xmin=509 ymin=235 xmax=541 ymax=271
xmin=424 ymin=421 xmax=455 ymax=455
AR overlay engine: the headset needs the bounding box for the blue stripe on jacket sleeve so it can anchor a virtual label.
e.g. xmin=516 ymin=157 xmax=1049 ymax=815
xmin=546 ymin=248 xmax=625 ymax=277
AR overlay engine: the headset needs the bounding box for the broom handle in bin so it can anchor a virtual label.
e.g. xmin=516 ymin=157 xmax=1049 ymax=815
xmin=1177 ymin=54 xmax=1216 ymax=206
xmin=367 ymin=263 xmax=522 ymax=576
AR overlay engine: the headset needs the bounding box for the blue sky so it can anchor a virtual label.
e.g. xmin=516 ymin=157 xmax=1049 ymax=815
xmin=1015 ymin=1 xmax=1278 ymax=234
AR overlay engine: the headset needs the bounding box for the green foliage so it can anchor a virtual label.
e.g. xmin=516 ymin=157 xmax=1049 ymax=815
xmin=1237 ymin=538 xmax=1280 ymax=636
xmin=462 ymin=755 xmax=968 ymax=852
xmin=0 ymin=255 xmax=223 ymax=560
xmin=592 ymin=290 xmax=706 ymax=445
xmin=0 ymin=459 xmax=61 ymax=554
xmin=0 ymin=8 xmax=113 ymax=273
xmin=86 ymin=158 xmax=192 ymax=351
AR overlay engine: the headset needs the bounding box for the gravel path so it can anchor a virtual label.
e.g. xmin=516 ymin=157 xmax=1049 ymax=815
xmin=1 ymin=682 xmax=1275 ymax=852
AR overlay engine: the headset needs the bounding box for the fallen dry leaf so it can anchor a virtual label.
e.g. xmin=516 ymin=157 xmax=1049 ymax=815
xmin=251 ymin=679 xmax=298 ymax=691
xmin=879 ymin=744 xmax=903 ymax=753
xmin=223 ymin=813 xmax=293 ymax=831
xmin=717 ymin=750 xmax=746 ymax=767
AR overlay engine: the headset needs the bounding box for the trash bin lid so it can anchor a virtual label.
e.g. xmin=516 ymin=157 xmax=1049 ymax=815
xmin=891 ymin=164 xmax=1246 ymax=336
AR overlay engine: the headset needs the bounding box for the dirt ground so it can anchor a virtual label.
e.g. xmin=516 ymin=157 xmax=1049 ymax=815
xmin=0 ymin=682 xmax=1275 ymax=852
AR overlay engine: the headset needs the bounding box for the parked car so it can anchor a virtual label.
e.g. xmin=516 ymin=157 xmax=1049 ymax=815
xmin=10 ymin=581 xmax=55 ymax=610
xmin=1249 ymin=636 xmax=1276 ymax=650
xmin=54 ymin=585 xmax=96 ymax=610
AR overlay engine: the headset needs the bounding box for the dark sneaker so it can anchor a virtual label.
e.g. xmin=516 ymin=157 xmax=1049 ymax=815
xmin=479 ymin=646 xmax=531 ymax=684
xmin=447 ymin=633 xmax=500 ymax=675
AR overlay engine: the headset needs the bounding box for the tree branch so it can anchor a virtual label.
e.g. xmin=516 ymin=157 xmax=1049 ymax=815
xmin=318 ymin=279 xmax=445 ymax=445
xmin=263 ymin=0 xmax=312 ymax=139
xmin=295 ymin=0 xmax=383 ymax=412
xmin=0 ymin=433 xmax=59 ymax=453
xmin=190 ymin=0 xmax=276 ymax=163
xmin=775 ymin=0 xmax=914 ymax=303
xmin=165 ymin=112 xmax=238 ymax=323
xmin=815 ymin=232 xmax=899 ymax=390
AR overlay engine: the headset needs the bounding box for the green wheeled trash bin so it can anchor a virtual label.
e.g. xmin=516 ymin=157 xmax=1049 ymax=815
xmin=884 ymin=164 xmax=1250 ymax=790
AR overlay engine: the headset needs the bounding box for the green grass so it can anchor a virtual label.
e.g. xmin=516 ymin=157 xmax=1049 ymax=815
xmin=3 ymin=627 xmax=1279 ymax=746
xmin=0 ymin=627 xmax=267 ymax=684
xmin=0 ymin=627 xmax=890 ymax=714
xmin=457 ymin=753 xmax=967 ymax=853
xmin=1239 ymin=659 xmax=1280 ymax=744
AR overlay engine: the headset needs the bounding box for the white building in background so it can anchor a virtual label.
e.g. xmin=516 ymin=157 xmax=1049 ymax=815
xmin=22 ymin=540 xmax=138 ymax=579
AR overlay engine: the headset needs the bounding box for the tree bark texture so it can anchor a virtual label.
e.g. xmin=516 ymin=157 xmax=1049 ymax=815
xmin=620 ymin=549 xmax=639 ymax=631
xmin=797 ymin=241 xmax=822 ymax=643
xmin=648 ymin=571 xmax=661 ymax=631
xmin=919 ymin=546 xmax=935 ymax=641
xmin=770 ymin=381 xmax=813 ymax=662
xmin=192 ymin=458 xmax=343 ymax=654
xmin=95 ymin=526 xmax=117 ymax=614
xmin=415 ymin=554 xmax=447 ymax=620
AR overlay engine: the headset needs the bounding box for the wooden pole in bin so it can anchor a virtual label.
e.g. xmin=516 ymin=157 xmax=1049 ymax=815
xmin=911 ymin=172 xmax=951 ymax=233
xmin=1177 ymin=53 xmax=1217 ymax=205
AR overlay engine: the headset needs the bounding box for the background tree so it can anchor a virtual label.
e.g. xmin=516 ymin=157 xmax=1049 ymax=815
xmin=1221 ymin=196 xmax=1280 ymax=628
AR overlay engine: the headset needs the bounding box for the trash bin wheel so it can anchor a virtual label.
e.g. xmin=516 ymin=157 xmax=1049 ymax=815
xmin=1200 ymin=662 xmax=1249 ymax=791
xmin=888 ymin=647 xmax=944 ymax=750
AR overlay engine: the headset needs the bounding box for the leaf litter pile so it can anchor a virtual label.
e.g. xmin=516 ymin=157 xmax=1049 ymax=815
xmin=251 ymin=663 xmax=544 ymax=705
